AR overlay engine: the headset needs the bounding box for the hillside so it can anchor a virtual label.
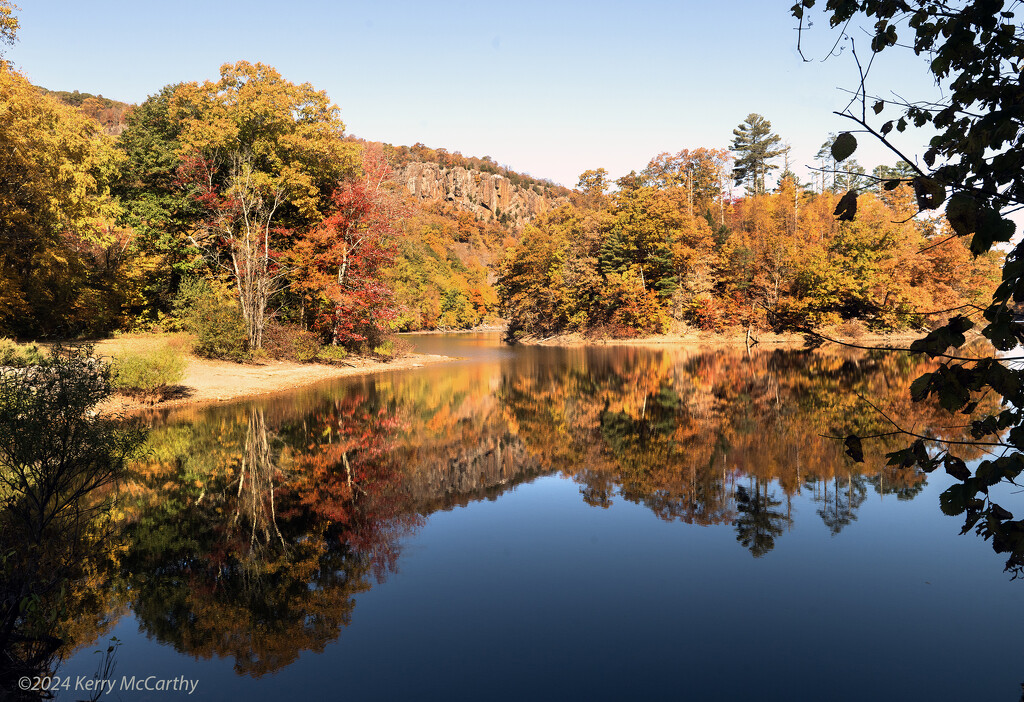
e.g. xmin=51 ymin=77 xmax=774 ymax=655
xmin=26 ymin=84 xmax=562 ymax=334
xmin=36 ymin=87 xmax=132 ymax=135
xmin=362 ymin=139 xmax=570 ymax=330
xmin=393 ymin=161 xmax=566 ymax=229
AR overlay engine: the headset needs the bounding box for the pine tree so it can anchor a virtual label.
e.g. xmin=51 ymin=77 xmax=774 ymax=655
xmin=731 ymin=114 xmax=785 ymax=195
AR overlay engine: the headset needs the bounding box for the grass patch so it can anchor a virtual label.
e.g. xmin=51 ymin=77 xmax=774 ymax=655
xmin=110 ymin=343 xmax=187 ymax=398
xmin=0 ymin=339 xmax=45 ymax=367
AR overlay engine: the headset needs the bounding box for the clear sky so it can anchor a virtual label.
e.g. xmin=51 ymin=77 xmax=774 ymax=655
xmin=10 ymin=0 xmax=941 ymax=189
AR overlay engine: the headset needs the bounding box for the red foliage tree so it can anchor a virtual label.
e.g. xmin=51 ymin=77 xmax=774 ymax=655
xmin=291 ymin=144 xmax=402 ymax=347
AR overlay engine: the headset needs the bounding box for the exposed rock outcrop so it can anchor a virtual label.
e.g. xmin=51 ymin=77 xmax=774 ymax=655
xmin=393 ymin=162 xmax=566 ymax=228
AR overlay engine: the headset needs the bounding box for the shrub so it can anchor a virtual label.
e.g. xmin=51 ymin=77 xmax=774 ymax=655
xmin=0 ymin=347 xmax=145 ymax=681
xmin=0 ymin=339 xmax=44 ymax=367
xmin=262 ymin=321 xmax=321 ymax=362
xmin=191 ymin=301 xmax=249 ymax=361
xmin=316 ymin=345 xmax=349 ymax=364
xmin=110 ymin=344 xmax=187 ymax=398
xmin=173 ymin=277 xmax=250 ymax=362
xmin=373 ymin=340 xmax=395 ymax=358
xmin=372 ymin=336 xmax=412 ymax=359
xmin=835 ymin=319 xmax=868 ymax=340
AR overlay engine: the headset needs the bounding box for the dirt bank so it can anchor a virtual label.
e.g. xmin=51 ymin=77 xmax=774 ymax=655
xmin=91 ymin=336 xmax=455 ymax=415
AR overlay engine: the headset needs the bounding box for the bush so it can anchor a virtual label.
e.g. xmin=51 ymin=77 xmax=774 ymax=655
xmin=173 ymin=278 xmax=250 ymax=362
xmin=372 ymin=336 xmax=413 ymax=359
xmin=191 ymin=301 xmax=249 ymax=361
xmin=316 ymin=345 xmax=349 ymax=364
xmin=262 ymin=321 xmax=321 ymax=362
xmin=835 ymin=319 xmax=868 ymax=340
xmin=373 ymin=340 xmax=395 ymax=358
xmin=110 ymin=344 xmax=187 ymax=397
xmin=0 ymin=347 xmax=145 ymax=683
xmin=0 ymin=339 xmax=44 ymax=367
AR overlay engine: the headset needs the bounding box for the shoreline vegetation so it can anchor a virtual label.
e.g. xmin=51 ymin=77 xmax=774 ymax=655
xmin=512 ymin=328 xmax=927 ymax=348
xmin=89 ymin=334 xmax=455 ymax=415
xmin=87 ymin=323 xmax=935 ymax=415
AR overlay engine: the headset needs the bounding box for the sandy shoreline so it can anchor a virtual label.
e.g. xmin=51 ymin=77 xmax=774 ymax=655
xmin=96 ymin=348 xmax=455 ymax=415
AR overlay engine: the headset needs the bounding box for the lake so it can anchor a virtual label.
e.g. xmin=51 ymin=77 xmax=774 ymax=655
xmin=45 ymin=334 xmax=1024 ymax=700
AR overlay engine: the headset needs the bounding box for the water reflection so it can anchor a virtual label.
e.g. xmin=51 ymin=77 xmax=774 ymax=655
xmin=120 ymin=397 xmax=422 ymax=676
xmin=499 ymin=346 xmax=968 ymax=552
xmin=0 ymin=355 xmax=141 ymax=699
xmin=35 ymin=341 xmax=1013 ymax=684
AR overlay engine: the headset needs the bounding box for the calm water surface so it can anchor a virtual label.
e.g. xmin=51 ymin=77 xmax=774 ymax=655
xmin=52 ymin=334 xmax=1023 ymax=700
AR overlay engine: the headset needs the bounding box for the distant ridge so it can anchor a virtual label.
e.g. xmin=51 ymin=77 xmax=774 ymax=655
xmin=35 ymin=86 xmax=132 ymax=135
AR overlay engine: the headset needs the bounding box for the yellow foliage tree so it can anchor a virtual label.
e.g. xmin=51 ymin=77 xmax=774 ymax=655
xmin=0 ymin=66 xmax=125 ymax=336
xmin=170 ymin=62 xmax=357 ymax=348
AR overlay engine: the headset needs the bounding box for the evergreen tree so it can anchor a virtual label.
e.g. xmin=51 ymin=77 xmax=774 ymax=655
xmin=730 ymin=113 xmax=784 ymax=195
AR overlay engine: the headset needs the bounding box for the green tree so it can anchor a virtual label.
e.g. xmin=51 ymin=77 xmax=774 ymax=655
xmin=816 ymin=133 xmax=869 ymax=192
xmin=113 ymin=85 xmax=207 ymax=324
xmin=730 ymin=113 xmax=785 ymax=195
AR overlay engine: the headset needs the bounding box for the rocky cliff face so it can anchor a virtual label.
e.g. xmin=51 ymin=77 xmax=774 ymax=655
xmin=393 ymin=162 xmax=565 ymax=227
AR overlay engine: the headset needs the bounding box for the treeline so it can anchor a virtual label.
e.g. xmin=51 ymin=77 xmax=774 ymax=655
xmin=0 ymin=59 xmax=524 ymax=356
xmin=0 ymin=45 xmax=1001 ymax=352
xmin=500 ymin=144 xmax=1002 ymax=340
xmin=37 ymin=87 xmax=131 ymax=135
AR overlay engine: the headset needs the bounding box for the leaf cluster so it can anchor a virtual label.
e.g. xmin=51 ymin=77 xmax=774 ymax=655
xmin=792 ymin=0 xmax=1024 ymax=573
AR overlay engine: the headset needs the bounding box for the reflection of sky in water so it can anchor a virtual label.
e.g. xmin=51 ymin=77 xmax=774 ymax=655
xmin=54 ymin=337 xmax=1024 ymax=701
xmin=59 ymin=474 xmax=1022 ymax=701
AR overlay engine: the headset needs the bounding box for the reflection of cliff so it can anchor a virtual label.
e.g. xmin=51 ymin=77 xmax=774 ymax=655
xmin=50 ymin=340 xmax=1018 ymax=684
xmin=401 ymin=433 xmax=547 ymax=512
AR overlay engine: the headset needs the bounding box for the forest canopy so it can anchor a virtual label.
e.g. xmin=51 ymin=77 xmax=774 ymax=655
xmin=0 ymin=0 xmax=1005 ymax=357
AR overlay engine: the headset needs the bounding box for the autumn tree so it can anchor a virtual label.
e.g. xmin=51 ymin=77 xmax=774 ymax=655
xmin=731 ymin=113 xmax=785 ymax=195
xmin=0 ymin=0 xmax=16 ymax=65
xmin=170 ymin=62 xmax=357 ymax=349
xmin=575 ymin=168 xmax=610 ymax=209
xmin=0 ymin=66 xmax=127 ymax=337
xmin=291 ymin=143 xmax=401 ymax=347
xmin=792 ymin=0 xmax=1024 ymax=574
xmin=386 ymin=200 xmax=501 ymax=331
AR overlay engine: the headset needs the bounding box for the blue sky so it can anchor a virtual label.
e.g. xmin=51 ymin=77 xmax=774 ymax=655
xmin=12 ymin=0 xmax=940 ymax=189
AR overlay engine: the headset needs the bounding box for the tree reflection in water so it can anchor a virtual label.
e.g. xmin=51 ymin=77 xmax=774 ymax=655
xmin=734 ymin=479 xmax=790 ymax=558
xmin=813 ymin=474 xmax=868 ymax=536
xmin=499 ymin=345 xmax=1000 ymax=558
xmin=122 ymin=396 xmax=422 ymax=676
xmin=39 ymin=343 xmax=1024 ymax=683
